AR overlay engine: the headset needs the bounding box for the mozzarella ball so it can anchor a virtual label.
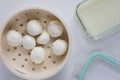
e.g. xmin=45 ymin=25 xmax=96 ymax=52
xmin=48 ymin=21 xmax=63 ymax=37
xmin=37 ymin=31 xmax=50 ymax=44
xmin=30 ymin=47 xmax=46 ymax=64
xmin=6 ymin=30 xmax=22 ymax=46
xmin=22 ymin=35 xmax=36 ymax=49
xmin=52 ymin=39 xmax=67 ymax=56
xmin=27 ymin=20 xmax=43 ymax=36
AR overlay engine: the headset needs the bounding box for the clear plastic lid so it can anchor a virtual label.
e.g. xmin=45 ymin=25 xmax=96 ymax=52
xmin=76 ymin=0 xmax=120 ymax=40
xmin=79 ymin=53 xmax=120 ymax=80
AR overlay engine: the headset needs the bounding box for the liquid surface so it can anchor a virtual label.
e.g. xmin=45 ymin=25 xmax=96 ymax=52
xmin=77 ymin=0 xmax=120 ymax=38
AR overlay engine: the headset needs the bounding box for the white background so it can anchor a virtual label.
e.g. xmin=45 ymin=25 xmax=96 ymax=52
xmin=1 ymin=0 xmax=120 ymax=80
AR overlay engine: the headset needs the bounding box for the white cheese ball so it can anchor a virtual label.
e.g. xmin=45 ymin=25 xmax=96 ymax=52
xmin=6 ymin=30 xmax=22 ymax=46
xmin=37 ymin=31 xmax=50 ymax=44
xmin=52 ymin=39 xmax=67 ymax=56
xmin=30 ymin=47 xmax=46 ymax=64
xmin=48 ymin=21 xmax=63 ymax=37
xmin=22 ymin=35 xmax=36 ymax=49
xmin=27 ymin=20 xmax=43 ymax=36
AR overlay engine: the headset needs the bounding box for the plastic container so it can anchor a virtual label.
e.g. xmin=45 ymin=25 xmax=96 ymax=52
xmin=79 ymin=53 xmax=120 ymax=80
xmin=0 ymin=8 xmax=71 ymax=80
xmin=76 ymin=0 xmax=120 ymax=40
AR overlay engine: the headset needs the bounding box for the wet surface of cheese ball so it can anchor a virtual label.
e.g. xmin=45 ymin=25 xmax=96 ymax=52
xmin=30 ymin=47 xmax=46 ymax=64
xmin=22 ymin=35 xmax=36 ymax=49
xmin=37 ymin=31 xmax=50 ymax=44
xmin=52 ymin=39 xmax=67 ymax=56
xmin=6 ymin=30 xmax=22 ymax=46
xmin=48 ymin=21 xmax=63 ymax=37
xmin=27 ymin=20 xmax=43 ymax=36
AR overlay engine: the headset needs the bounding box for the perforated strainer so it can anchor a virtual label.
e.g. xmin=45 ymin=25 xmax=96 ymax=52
xmin=0 ymin=9 xmax=70 ymax=80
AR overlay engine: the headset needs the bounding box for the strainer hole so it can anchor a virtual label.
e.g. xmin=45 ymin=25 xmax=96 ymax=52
xmin=14 ymin=47 xmax=17 ymax=49
xmin=53 ymin=61 xmax=56 ymax=64
xmin=22 ymin=33 xmax=25 ymax=36
xmin=47 ymin=15 xmax=50 ymax=17
xmin=20 ymin=24 xmax=23 ymax=26
xmin=42 ymin=27 xmax=45 ymax=30
xmin=9 ymin=27 xmax=11 ymax=30
xmin=21 ymin=45 xmax=23 ymax=47
xmin=36 ymin=18 xmax=39 ymax=20
xmin=21 ymin=65 xmax=24 ymax=67
xmin=36 ymin=12 xmax=39 ymax=14
xmin=28 ymin=52 xmax=30 ymax=55
xmin=44 ymin=21 xmax=47 ymax=23
xmin=32 ymin=68 xmax=35 ymax=71
xmin=43 ymin=66 xmax=47 ymax=69
xmin=18 ymin=53 xmax=21 ymax=56
xmin=25 ymin=13 xmax=28 ymax=15
xmin=12 ymin=58 xmax=16 ymax=61
xmin=27 ymin=19 xmax=30 ymax=22
xmin=25 ymin=58 xmax=28 ymax=61
xmin=7 ymin=49 xmax=10 ymax=52
xmin=15 ymin=19 xmax=19 ymax=21
xmin=48 ymin=56 xmax=51 ymax=58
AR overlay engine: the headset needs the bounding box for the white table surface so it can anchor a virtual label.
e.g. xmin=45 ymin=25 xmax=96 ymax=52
xmin=1 ymin=0 xmax=120 ymax=80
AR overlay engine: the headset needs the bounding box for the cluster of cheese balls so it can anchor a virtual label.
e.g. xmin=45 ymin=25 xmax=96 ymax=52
xmin=6 ymin=20 xmax=67 ymax=64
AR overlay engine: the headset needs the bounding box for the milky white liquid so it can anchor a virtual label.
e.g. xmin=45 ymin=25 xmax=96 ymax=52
xmin=77 ymin=0 xmax=120 ymax=38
